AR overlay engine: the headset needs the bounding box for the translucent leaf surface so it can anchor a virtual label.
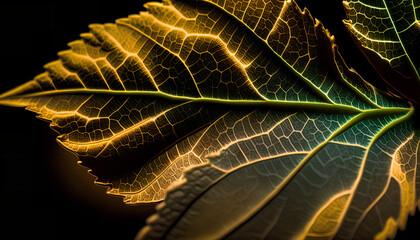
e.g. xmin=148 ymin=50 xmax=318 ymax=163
xmin=343 ymin=0 xmax=420 ymax=104
xmin=0 ymin=0 xmax=419 ymax=239
xmin=139 ymin=127 xmax=419 ymax=240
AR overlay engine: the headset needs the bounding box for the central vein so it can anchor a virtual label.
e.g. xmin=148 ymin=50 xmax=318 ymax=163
xmin=3 ymin=88 xmax=411 ymax=115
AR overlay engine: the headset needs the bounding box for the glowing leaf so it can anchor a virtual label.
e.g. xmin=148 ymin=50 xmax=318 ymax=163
xmin=0 ymin=0 xmax=419 ymax=239
xmin=343 ymin=0 xmax=420 ymax=104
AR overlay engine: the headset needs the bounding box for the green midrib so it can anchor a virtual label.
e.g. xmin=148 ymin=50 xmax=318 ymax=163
xmin=0 ymin=88 xmax=411 ymax=115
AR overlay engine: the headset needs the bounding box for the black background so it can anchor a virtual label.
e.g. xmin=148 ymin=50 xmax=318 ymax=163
xmin=0 ymin=0 xmax=418 ymax=239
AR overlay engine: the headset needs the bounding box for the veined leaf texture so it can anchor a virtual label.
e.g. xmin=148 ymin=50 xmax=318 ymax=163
xmin=0 ymin=0 xmax=419 ymax=239
xmin=344 ymin=0 xmax=420 ymax=105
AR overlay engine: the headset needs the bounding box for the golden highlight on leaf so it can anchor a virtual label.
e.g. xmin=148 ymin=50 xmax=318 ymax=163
xmin=2 ymin=0 xmax=404 ymax=204
xmin=0 ymin=0 xmax=419 ymax=239
xmin=305 ymin=192 xmax=351 ymax=239
xmin=372 ymin=133 xmax=420 ymax=240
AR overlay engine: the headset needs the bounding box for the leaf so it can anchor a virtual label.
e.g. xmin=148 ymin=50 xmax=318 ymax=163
xmin=139 ymin=126 xmax=420 ymax=240
xmin=343 ymin=0 xmax=420 ymax=105
xmin=0 ymin=0 xmax=418 ymax=239
xmin=0 ymin=0 xmax=395 ymax=203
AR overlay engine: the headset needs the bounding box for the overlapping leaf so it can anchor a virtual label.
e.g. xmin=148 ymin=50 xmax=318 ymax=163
xmin=343 ymin=0 xmax=420 ymax=104
xmin=0 ymin=0 xmax=419 ymax=239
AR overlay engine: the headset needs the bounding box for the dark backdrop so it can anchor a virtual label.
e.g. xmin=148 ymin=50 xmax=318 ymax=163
xmin=0 ymin=0 xmax=418 ymax=239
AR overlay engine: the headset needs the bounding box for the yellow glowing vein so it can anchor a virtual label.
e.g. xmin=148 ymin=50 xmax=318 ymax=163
xmin=144 ymin=11 xmax=269 ymax=100
xmin=59 ymin=50 xmax=113 ymax=90
xmin=347 ymin=132 xmax=416 ymax=239
xmin=398 ymin=21 xmax=419 ymax=34
xmin=188 ymin=0 xmax=336 ymax=104
xmin=208 ymin=112 xmax=298 ymax=165
xmin=96 ymin=24 xmax=162 ymax=92
xmin=333 ymin=49 xmax=382 ymax=109
xmin=120 ymin=112 xmax=295 ymax=197
xmin=118 ymin=111 xmax=232 ymax=197
xmin=116 ymin=19 xmax=204 ymax=98
xmin=346 ymin=23 xmax=399 ymax=43
xmin=241 ymin=0 xmax=252 ymax=21
xmin=349 ymin=1 xmax=387 ymax=10
xmin=297 ymin=190 xmax=352 ymax=239
xmin=45 ymin=60 xmax=88 ymax=89
xmin=329 ymin=140 xmax=368 ymax=149
xmin=343 ymin=22 xmax=404 ymax=65
xmin=97 ymin=57 xmax=127 ymax=91
xmin=58 ymin=100 xmax=190 ymax=149
xmin=332 ymin=106 xmax=415 ymax=238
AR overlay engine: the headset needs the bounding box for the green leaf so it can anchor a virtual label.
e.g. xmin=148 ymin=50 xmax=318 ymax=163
xmin=343 ymin=0 xmax=420 ymax=105
xmin=0 ymin=0 xmax=419 ymax=239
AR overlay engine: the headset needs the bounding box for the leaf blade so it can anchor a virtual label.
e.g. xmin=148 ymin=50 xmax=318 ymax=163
xmin=0 ymin=0 xmax=414 ymax=215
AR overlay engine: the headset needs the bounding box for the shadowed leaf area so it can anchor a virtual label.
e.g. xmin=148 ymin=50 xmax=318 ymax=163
xmin=0 ymin=0 xmax=419 ymax=239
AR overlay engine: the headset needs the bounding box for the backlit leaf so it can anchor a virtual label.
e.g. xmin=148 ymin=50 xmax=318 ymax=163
xmin=343 ymin=0 xmax=420 ymax=105
xmin=0 ymin=0 xmax=419 ymax=239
